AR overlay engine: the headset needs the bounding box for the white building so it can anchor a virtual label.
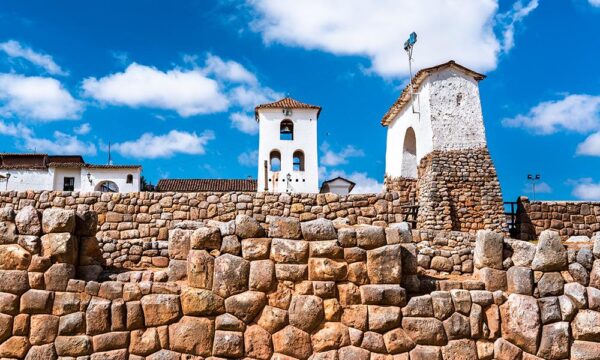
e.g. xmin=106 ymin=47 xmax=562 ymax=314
xmin=0 ymin=154 xmax=141 ymax=192
xmin=382 ymin=61 xmax=488 ymax=179
xmin=255 ymin=97 xmax=321 ymax=193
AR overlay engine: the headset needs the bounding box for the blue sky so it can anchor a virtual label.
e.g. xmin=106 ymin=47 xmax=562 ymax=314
xmin=0 ymin=0 xmax=598 ymax=200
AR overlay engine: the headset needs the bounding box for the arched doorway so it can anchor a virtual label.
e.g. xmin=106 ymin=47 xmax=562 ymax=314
xmin=95 ymin=181 xmax=119 ymax=193
xmin=401 ymin=127 xmax=417 ymax=178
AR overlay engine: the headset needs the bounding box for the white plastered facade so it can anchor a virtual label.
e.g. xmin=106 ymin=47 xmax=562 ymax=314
xmin=385 ymin=68 xmax=488 ymax=179
xmin=0 ymin=167 xmax=141 ymax=192
xmin=256 ymin=108 xmax=319 ymax=193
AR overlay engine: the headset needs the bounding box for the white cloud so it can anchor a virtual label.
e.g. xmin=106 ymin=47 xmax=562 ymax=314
xmin=320 ymin=142 xmax=365 ymax=166
xmin=203 ymin=54 xmax=258 ymax=85
xmin=0 ymin=119 xmax=96 ymax=155
xmin=247 ymin=0 xmax=536 ymax=78
xmin=0 ymin=40 xmax=68 ymax=76
xmin=238 ymin=149 xmax=258 ymax=166
xmin=0 ymin=73 xmax=83 ymax=121
xmin=73 ymin=122 xmax=91 ymax=135
xmin=23 ymin=131 xmax=97 ymax=155
xmin=82 ymin=54 xmax=281 ymax=131
xmin=497 ymin=0 xmax=539 ymax=52
xmin=230 ymin=112 xmax=258 ymax=135
xmin=82 ymin=63 xmax=229 ymax=117
xmin=325 ymin=168 xmax=383 ymax=194
xmin=572 ymin=179 xmax=600 ymax=200
xmin=522 ymin=181 xmax=552 ymax=194
xmin=577 ymin=131 xmax=600 ymax=156
xmin=589 ymin=0 xmax=600 ymax=7
xmin=502 ymin=94 xmax=600 ymax=134
xmin=112 ymin=129 xmax=215 ymax=159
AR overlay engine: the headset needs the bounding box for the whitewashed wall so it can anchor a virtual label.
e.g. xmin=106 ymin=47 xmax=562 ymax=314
xmin=0 ymin=167 xmax=140 ymax=192
xmin=385 ymin=68 xmax=488 ymax=178
xmin=257 ymin=108 xmax=319 ymax=193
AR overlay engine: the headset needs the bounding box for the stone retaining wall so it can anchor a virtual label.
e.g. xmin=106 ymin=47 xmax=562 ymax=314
xmin=1 ymin=206 xmax=600 ymax=359
xmin=516 ymin=196 xmax=600 ymax=240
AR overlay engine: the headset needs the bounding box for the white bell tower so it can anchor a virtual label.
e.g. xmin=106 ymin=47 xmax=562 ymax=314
xmin=255 ymin=97 xmax=320 ymax=193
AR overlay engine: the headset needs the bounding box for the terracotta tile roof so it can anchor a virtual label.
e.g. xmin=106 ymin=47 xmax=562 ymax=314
xmin=0 ymin=153 xmax=141 ymax=170
xmin=84 ymin=164 xmax=141 ymax=169
xmin=157 ymin=179 xmax=258 ymax=192
xmin=255 ymin=97 xmax=322 ymax=118
xmin=380 ymin=61 xmax=486 ymax=126
xmin=0 ymin=154 xmax=47 ymax=169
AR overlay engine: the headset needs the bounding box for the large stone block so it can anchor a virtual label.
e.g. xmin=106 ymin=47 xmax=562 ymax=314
xmin=308 ymin=258 xmax=347 ymax=281
xmin=212 ymin=254 xmax=249 ymax=298
xmin=86 ymin=297 xmax=110 ymax=335
xmin=213 ymin=330 xmax=244 ymax=358
xmin=235 ymin=214 xmax=265 ymax=239
xmin=442 ymin=339 xmax=478 ymax=360
xmin=536 ymin=321 xmax=569 ymax=360
xmin=268 ymin=216 xmax=302 ymax=239
xmin=42 ymin=208 xmax=75 ymax=234
xmin=510 ymin=239 xmax=536 ymax=267
xmin=249 ymin=259 xmax=275 ymax=292
xmin=289 ymin=295 xmax=324 ymax=332
xmin=572 ymin=309 xmax=600 ymax=340
xmin=181 ymin=287 xmax=225 ymax=316
xmin=311 ymin=322 xmax=350 ymax=352
xmin=473 ymin=230 xmax=504 ymax=270
xmin=54 ymin=335 xmax=92 ymax=357
xmin=571 ymin=341 xmax=600 ymax=360
xmin=44 ymin=263 xmax=76 ymax=291
xmin=0 ymin=336 xmax=30 ymax=358
xmin=368 ymin=305 xmax=401 ymax=333
xmin=270 ymin=238 xmax=309 ymax=263
xmin=41 ymin=233 xmax=77 ymax=264
xmin=0 ymin=221 xmax=17 ymax=244
xmin=15 ymin=206 xmax=41 ymax=235
xmin=401 ymin=317 xmax=447 ymax=345
xmin=190 ymin=226 xmax=221 ymax=250
xmin=168 ymin=316 xmax=213 ymax=357
xmin=257 ymin=305 xmax=288 ymax=334
xmin=476 ymin=267 xmax=506 ymax=292
xmin=500 ymin=294 xmax=540 ymax=354
xmin=355 ymin=225 xmax=386 ymax=249
xmin=167 ymin=228 xmax=191 ymax=260
xmin=241 ymin=238 xmax=271 ymax=260
xmin=225 ymin=291 xmax=266 ymax=323
xmin=0 ymin=270 xmax=29 ymax=294
xmin=245 ymin=324 xmax=272 ymax=359
xmin=506 ymin=266 xmax=533 ymax=295
xmin=383 ymin=327 xmax=415 ymax=354
xmin=140 ymin=294 xmax=181 ymax=326
xmin=531 ymin=230 xmax=567 ymax=271
xmin=273 ymin=325 xmax=312 ymax=360
xmin=129 ymin=328 xmax=160 ymax=356
xmin=367 ymin=245 xmax=402 ymax=284
xmin=0 ymin=244 xmax=31 ymax=270
xmin=360 ymin=284 xmax=406 ymax=306
xmin=187 ymin=250 xmax=214 ymax=289
xmin=301 ymin=218 xmax=336 ymax=241
xmin=20 ymin=289 xmax=52 ymax=314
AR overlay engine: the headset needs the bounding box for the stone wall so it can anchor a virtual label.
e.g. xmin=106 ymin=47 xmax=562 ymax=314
xmin=0 ymin=190 xmax=413 ymax=269
xmin=516 ymin=196 xmax=600 ymax=240
xmin=416 ymin=148 xmax=506 ymax=233
xmin=1 ymin=206 xmax=600 ymax=359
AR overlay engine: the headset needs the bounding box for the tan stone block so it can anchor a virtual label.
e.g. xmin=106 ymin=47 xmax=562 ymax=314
xmin=168 ymin=316 xmax=213 ymax=357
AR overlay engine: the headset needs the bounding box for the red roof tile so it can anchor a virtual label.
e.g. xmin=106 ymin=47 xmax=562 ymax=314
xmin=157 ymin=179 xmax=257 ymax=192
xmin=255 ymin=97 xmax=321 ymax=118
xmin=380 ymin=61 xmax=486 ymax=126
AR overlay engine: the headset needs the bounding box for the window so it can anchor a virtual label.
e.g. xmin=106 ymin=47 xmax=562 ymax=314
xmin=63 ymin=177 xmax=75 ymax=191
xmin=270 ymin=150 xmax=281 ymax=172
xmin=293 ymin=150 xmax=305 ymax=171
xmin=280 ymin=120 xmax=294 ymax=140
xmin=126 ymin=174 xmax=133 ymax=184
xmin=95 ymin=181 xmax=119 ymax=193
